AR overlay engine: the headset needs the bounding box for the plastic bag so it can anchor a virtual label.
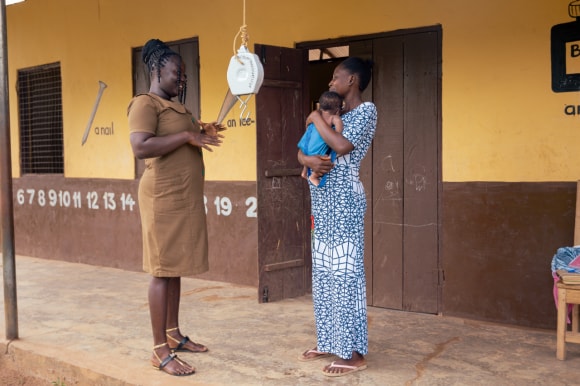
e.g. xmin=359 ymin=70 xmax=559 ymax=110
xmin=551 ymin=246 xmax=580 ymax=273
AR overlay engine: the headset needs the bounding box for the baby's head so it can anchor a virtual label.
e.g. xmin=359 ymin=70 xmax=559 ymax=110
xmin=318 ymin=91 xmax=343 ymax=115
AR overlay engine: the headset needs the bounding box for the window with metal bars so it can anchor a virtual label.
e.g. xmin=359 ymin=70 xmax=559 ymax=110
xmin=17 ymin=62 xmax=64 ymax=174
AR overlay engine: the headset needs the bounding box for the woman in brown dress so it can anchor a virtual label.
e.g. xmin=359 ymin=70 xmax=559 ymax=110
xmin=128 ymin=38 xmax=224 ymax=376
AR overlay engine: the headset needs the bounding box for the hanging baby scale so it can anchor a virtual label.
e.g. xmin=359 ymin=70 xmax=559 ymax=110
xmin=227 ymin=0 xmax=264 ymax=95
xmin=217 ymin=0 xmax=264 ymax=123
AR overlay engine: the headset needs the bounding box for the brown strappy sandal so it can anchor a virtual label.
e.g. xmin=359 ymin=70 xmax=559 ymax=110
xmin=151 ymin=342 xmax=195 ymax=376
xmin=166 ymin=327 xmax=209 ymax=353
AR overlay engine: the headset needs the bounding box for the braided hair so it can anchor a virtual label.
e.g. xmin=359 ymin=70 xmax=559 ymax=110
xmin=142 ymin=38 xmax=187 ymax=104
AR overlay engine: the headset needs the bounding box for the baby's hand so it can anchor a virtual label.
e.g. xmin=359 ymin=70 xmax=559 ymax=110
xmin=330 ymin=115 xmax=344 ymax=132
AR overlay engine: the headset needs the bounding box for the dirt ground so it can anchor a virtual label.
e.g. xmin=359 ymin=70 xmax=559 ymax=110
xmin=0 ymin=366 xmax=48 ymax=385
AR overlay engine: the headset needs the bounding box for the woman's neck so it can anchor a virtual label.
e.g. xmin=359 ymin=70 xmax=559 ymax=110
xmin=343 ymin=94 xmax=363 ymax=113
xmin=149 ymin=84 xmax=171 ymax=100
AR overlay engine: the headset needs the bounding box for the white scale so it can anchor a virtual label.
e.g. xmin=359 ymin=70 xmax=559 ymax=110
xmin=227 ymin=45 xmax=264 ymax=96
xmin=216 ymin=0 xmax=265 ymax=124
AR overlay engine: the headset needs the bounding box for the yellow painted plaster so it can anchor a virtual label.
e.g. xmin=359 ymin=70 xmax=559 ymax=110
xmin=5 ymin=0 xmax=580 ymax=182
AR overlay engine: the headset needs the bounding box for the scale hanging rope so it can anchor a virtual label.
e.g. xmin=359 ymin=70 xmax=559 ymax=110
xmin=217 ymin=0 xmax=264 ymax=123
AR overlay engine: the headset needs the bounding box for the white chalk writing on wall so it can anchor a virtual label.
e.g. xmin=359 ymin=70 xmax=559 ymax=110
xmin=15 ymin=188 xmax=258 ymax=218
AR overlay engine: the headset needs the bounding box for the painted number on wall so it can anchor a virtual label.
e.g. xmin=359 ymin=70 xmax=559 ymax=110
xmin=16 ymin=189 xmax=136 ymax=211
xmin=203 ymin=195 xmax=257 ymax=218
xmin=16 ymin=188 xmax=258 ymax=218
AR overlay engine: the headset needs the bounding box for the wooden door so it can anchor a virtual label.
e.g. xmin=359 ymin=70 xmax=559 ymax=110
xmin=371 ymin=30 xmax=441 ymax=313
xmin=256 ymin=44 xmax=311 ymax=303
xmin=256 ymin=28 xmax=441 ymax=312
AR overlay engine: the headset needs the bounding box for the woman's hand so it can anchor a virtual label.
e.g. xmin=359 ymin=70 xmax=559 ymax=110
xmin=298 ymin=150 xmax=333 ymax=176
xmin=306 ymin=110 xmax=320 ymax=126
xmin=310 ymin=155 xmax=333 ymax=175
xmin=188 ymin=130 xmax=223 ymax=152
xmin=198 ymin=120 xmax=226 ymax=138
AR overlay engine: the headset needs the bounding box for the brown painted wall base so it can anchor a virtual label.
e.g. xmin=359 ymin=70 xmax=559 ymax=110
xmin=9 ymin=176 xmax=575 ymax=328
xmin=11 ymin=175 xmax=258 ymax=287
xmin=442 ymin=182 xmax=576 ymax=329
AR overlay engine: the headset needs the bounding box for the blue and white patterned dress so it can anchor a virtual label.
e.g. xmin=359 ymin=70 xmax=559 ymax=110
xmin=309 ymin=101 xmax=377 ymax=360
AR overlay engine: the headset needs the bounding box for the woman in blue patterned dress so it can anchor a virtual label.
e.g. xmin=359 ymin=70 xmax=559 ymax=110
xmin=297 ymin=57 xmax=377 ymax=377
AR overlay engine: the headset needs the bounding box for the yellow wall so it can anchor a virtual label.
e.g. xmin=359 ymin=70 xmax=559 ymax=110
xmin=6 ymin=0 xmax=580 ymax=181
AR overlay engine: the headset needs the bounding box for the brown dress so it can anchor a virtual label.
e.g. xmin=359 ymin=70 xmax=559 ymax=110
xmin=127 ymin=93 xmax=208 ymax=277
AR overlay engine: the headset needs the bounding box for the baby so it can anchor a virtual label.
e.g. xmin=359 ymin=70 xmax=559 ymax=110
xmin=297 ymin=91 xmax=344 ymax=187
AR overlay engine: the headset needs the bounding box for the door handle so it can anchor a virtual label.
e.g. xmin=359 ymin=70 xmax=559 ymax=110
xmin=264 ymin=168 xmax=302 ymax=177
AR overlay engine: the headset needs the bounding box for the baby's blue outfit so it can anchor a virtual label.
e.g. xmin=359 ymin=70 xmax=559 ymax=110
xmin=297 ymin=122 xmax=336 ymax=187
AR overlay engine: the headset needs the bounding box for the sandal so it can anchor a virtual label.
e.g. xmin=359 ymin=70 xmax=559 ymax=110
xmin=322 ymin=360 xmax=367 ymax=377
xmin=151 ymin=342 xmax=195 ymax=376
xmin=166 ymin=327 xmax=209 ymax=353
xmin=298 ymin=347 xmax=332 ymax=362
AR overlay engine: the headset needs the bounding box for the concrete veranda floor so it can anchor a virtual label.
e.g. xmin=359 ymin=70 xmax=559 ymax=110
xmin=1 ymin=255 xmax=579 ymax=385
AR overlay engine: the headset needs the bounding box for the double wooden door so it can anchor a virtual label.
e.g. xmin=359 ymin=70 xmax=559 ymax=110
xmin=256 ymin=27 xmax=441 ymax=313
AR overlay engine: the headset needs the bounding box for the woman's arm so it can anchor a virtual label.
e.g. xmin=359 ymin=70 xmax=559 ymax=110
xmin=130 ymin=131 xmax=191 ymax=159
xmin=130 ymin=130 xmax=221 ymax=159
xmin=297 ymin=149 xmax=333 ymax=176
xmin=308 ymin=111 xmax=353 ymax=155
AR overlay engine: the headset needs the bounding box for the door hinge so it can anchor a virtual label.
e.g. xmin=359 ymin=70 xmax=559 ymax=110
xmin=438 ymin=268 xmax=445 ymax=285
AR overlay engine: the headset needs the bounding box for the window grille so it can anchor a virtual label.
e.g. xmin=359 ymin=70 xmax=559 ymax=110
xmin=18 ymin=62 xmax=64 ymax=174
